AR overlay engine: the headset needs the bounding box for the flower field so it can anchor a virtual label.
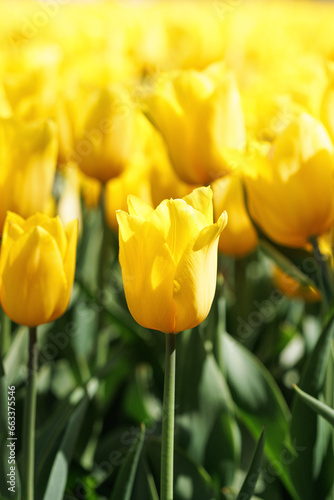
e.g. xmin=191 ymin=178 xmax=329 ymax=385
xmin=0 ymin=1 xmax=334 ymax=499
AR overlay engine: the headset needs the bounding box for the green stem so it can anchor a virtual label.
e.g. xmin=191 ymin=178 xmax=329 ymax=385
xmin=94 ymin=182 xmax=110 ymax=370
xmin=310 ymin=237 xmax=333 ymax=308
xmin=0 ymin=306 xmax=11 ymax=358
xmin=22 ymin=326 xmax=38 ymax=500
xmin=161 ymin=333 xmax=176 ymax=500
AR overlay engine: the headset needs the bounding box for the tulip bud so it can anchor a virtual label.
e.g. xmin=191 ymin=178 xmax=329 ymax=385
xmin=116 ymin=186 xmax=227 ymax=333
xmin=75 ymin=86 xmax=136 ymax=183
xmin=0 ymin=212 xmax=78 ymax=327
xmin=0 ymin=117 xmax=58 ymax=233
xmin=244 ymin=114 xmax=334 ymax=247
xmin=146 ymin=62 xmax=245 ymax=185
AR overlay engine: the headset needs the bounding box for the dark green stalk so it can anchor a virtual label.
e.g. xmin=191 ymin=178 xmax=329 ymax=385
xmin=22 ymin=326 xmax=38 ymax=500
xmin=161 ymin=333 xmax=176 ymax=500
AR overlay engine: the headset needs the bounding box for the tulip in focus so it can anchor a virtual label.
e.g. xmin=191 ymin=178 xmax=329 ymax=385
xmin=146 ymin=63 xmax=246 ymax=185
xmin=117 ymin=186 xmax=227 ymax=333
xmin=244 ymin=113 xmax=334 ymax=247
xmin=0 ymin=212 xmax=78 ymax=327
xmin=212 ymin=174 xmax=258 ymax=257
xmin=0 ymin=117 xmax=58 ymax=233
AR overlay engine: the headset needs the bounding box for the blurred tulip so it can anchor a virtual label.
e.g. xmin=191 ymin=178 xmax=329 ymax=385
xmin=146 ymin=63 xmax=246 ymax=184
xmin=212 ymin=174 xmax=258 ymax=257
xmin=75 ymin=86 xmax=136 ymax=183
xmin=105 ymin=162 xmax=153 ymax=231
xmin=320 ymin=72 xmax=334 ymax=143
xmin=0 ymin=212 xmax=78 ymax=327
xmin=273 ymin=266 xmax=321 ymax=303
xmin=57 ymin=166 xmax=82 ymax=232
xmin=244 ymin=113 xmax=334 ymax=247
xmin=0 ymin=117 xmax=58 ymax=233
xmin=117 ymin=186 xmax=227 ymax=333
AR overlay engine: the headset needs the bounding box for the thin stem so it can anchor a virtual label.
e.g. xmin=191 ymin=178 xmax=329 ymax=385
xmin=161 ymin=333 xmax=176 ymax=500
xmin=310 ymin=236 xmax=333 ymax=308
xmin=22 ymin=326 xmax=38 ymax=500
xmin=0 ymin=306 xmax=11 ymax=358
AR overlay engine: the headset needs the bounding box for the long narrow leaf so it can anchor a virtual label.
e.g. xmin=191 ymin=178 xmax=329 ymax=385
xmin=236 ymin=427 xmax=266 ymax=500
xmin=293 ymin=385 xmax=334 ymax=426
xmin=110 ymin=423 xmax=146 ymax=500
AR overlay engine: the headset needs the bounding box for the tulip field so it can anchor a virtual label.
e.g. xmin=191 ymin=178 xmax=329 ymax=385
xmin=1 ymin=1 xmax=334 ymax=499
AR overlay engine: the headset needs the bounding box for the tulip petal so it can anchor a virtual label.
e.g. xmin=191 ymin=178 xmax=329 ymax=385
xmin=0 ymin=226 xmax=66 ymax=326
xmin=22 ymin=214 xmax=67 ymax=258
xmin=173 ymin=214 xmax=227 ymax=333
xmin=118 ymin=211 xmax=176 ymax=333
xmin=150 ymin=198 xmax=207 ymax=264
xmin=0 ymin=213 xmax=25 ymax=275
xmin=127 ymin=195 xmax=154 ymax=219
xmin=182 ymin=186 xmax=213 ymax=224
xmin=49 ymin=219 xmax=78 ymax=322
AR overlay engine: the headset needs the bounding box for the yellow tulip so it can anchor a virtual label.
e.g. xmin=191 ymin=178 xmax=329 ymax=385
xmin=75 ymin=86 xmax=136 ymax=183
xmin=0 ymin=212 xmax=78 ymax=327
xmin=146 ymin=62 xmax=246 ymax=185
xmin=244 ymin=113 xmax=334 ymax=247
xmin=116 ymin=186 xmax=227 ymax=333
xmin=212 ymin=174 xmax=258 ymax=257
xmin=0 ymin=117 xmax=58 ymax=233
xmin=273 ymin=266 xmax=321 ymax=303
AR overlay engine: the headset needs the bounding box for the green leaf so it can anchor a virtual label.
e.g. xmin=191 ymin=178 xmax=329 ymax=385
xmin=293 ymin=385 xmax=334 ymax=426
xmin=236 ymin=427 xmax=266 ymax=500
xmin=177 ymin=328 xmax=240 ymax=487
xmin=222 ymin=332 xmax=298 ymax=499
xmin=0 ymin=356 xmax=21 ymax=500
xmin=110 ymin=423 xmax=146 ymax=500
xmin=41 ymin=386 xmax=91 ymax=500
xmin=259 ymin=240 xmax=317 ymax=288
xmin=33 ymin=379 xmax=98 ymax=500
xmin=290 ymin=316 xmax=334 ymax=500
xmin=145 ymin=437 xmax=217 ymax=500
xmin=4 ymin=326 xmax=27 ymax=386
xmin=131 ymin=457 xmax=159 ymax=500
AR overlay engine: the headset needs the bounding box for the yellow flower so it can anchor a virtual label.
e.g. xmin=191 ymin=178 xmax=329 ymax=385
xmin=212 ymin=174 xmax=258 ymax=257
xmin=75 ymin=86 xmax=136 ymax=183
xmin=273 ymin=266 xmax=321 ymax=303
xmin=0 ymin=212 xmax=78 ymax=327
xmin=116 ymin=186 xmax=227 ymax=333
xmin=146 ymin=63 xmax=245 ymax=185
xmin=244 ymin=114 xmax=334 ymax=247
xmin=0 ymin=117 xmax=58 ymax=233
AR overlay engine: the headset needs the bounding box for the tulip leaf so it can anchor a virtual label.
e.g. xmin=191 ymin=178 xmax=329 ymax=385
xmin=236 ymin=426 xmax=266 ymax=500
xmin=0 ymin=355 xmax=21 ymax=500
xmin=290 ymin=315 xmax=334 ymax=500
xmin=34 ymin=380 xmax=98 ymax=500
xmin=145 ymin=437 xmax=217 ymax=500
xmin=293 ymin=384 xmax=334 ymax=426
xmin=177 ymin=328 xmax=240 ymax=487
xmin=41 ymin=384 xmax=94 ymax=500
xmin=221 ymin=332 xmax=298 ymax=499
xmin=259 ymin=240 xmax=317 ymax=288
xmin=110 ymin=423 xmax=146 ymax=500
xmin=3 ymin=326 xmax=28 ymax=386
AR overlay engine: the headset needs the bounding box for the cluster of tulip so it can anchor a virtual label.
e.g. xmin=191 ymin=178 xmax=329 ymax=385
xmin=1 ymin=1 xmax=334 ymax=500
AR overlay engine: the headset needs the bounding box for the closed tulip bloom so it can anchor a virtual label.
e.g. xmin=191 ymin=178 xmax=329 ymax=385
xmin=75 ymin=86 xmax=136 ymax=183
xmin=0 ymin=117 xmax=58 ymax=233
xmin=212 ymin=175 xmax=258 ymax=257
xmin=146 ymin=63 xmax=246 ymax=185
xmin=116 ymin=187 xmax=227 ymax=333
xmin=0 ymin=212 xmax=78 ymax=327
xmin=244 ymin=114 xmax=334 ymax=247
